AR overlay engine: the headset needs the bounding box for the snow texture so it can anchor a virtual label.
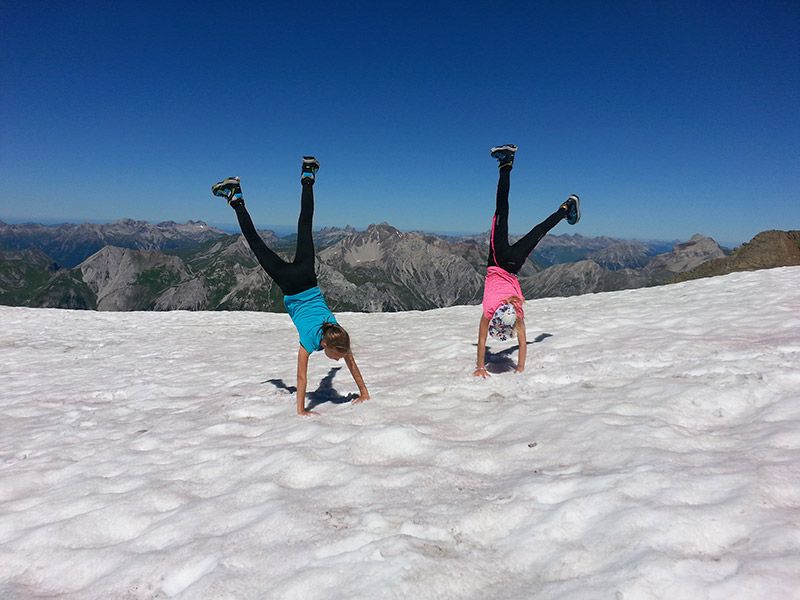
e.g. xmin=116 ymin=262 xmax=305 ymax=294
xmin=1 ymin=267 xmax=799 ymax=599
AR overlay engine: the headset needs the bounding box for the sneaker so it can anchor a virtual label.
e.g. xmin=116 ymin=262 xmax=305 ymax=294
xmin=301 ymin=156 xmax=320 ymax=184
xmin=211 ymin=176 xmax=243 ymax=205
xmin=561 ymin=194 xmax=580 ymax=225
xmin=490 ymin=144 xmax=517 ymax=169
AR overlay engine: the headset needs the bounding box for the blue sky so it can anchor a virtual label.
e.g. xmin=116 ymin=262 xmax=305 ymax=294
xmin=1 ymin=1 xmax=798 ymax=244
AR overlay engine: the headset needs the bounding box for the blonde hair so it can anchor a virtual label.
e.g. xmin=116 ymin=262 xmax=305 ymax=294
xmin=321 ymin=323 xmax=350 ymax=354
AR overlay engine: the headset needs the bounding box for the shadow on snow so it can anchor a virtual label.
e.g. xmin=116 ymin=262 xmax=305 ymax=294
xmin=476 ymin=332 xmax=553 ymax=374
xmin=265 ymin=367 xmax=358 ymax=409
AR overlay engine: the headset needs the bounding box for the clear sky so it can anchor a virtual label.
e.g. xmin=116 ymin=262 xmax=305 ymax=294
xmin=1 ymin=1 xmax=798 ymax=244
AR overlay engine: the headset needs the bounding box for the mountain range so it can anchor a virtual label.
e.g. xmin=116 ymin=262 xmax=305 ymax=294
xmin=2 ymin=218 xmax=797 ymax=312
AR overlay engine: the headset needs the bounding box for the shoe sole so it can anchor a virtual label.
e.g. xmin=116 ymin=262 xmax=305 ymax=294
xmin=567 ymin=195 xmax=581 ymax=224
xmin=490 ymin=144 xmax=518 ymax=154
xmin=211 ymin=177 xmax=241 ymax=198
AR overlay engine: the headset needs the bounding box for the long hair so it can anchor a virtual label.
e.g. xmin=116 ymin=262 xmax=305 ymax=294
xmin=321 ymin=322 xmax=350 ymax=354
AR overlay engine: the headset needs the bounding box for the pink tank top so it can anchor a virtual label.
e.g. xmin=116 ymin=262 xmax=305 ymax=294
xmin=482 ymin=266 xmax=525 ymax=320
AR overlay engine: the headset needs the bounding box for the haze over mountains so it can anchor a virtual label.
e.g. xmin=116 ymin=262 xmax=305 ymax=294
xmin=1 ymin=219 xmax=798 ymax=312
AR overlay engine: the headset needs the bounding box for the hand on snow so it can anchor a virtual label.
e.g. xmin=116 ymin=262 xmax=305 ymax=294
xmin=473 ymin=367 xmax=490 ymax=378
xmin=298 ymin=409 xmax=320 ymax=417
xmin=352 ymin=392 xmax=370 ymax=404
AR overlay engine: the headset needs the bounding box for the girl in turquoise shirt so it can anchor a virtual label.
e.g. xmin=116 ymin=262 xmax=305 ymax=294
xmin=212 ymin=158 xmax=369 ymax=416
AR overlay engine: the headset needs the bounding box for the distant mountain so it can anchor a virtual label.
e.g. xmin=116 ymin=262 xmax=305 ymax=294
xmin=279 ymin=225 xmax=358 ymax=252
xmin=178 ymin=236 xmax=282 ymax=312
xmin=533 ymin=233 xmax=645 ymax=266
xmin=0 ymin=219 xmax=228 ymax=268
xmin=457 ymin=232 xmax=673 ymax=270
xmin=587 ymin=240 xmax=652 ymax=271
xmin=642 ymin=234 xmax=728 ymax=284
xmin=0 ymin=249 xmax=60 ymax=306
xmin=1 ymin=218 xmax=784 ymax=313
xmin=80 ymin=246 xmax=195 ymax=311
xmin=519 ymin=260 xmax=645 ymax=298
xmin=518 ymin=234 xmax=727 ymax=298
xmin=672 ymin=230 xmax=800 ymax=283
xmin=316 ymin=223 xmax=485 ymax=311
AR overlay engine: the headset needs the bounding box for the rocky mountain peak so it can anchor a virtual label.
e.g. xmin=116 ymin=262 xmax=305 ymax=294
xmin=365 ymin=222 xmax=402 ymax=236
xmin=4 ymin=220 xmax=795 ymax=314
xmin=672 ymin=230 xmax=800 ymax=283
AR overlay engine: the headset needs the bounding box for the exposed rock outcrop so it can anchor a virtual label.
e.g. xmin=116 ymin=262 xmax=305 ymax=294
xmin=672 ymin=231 xmax=800 ymax=283
xmin=317 ymin=224 xmax=484 ymax=311
xmin=80 ymin=247 xmax=192 ymax=311
xmin=644 ymin=234 xmax=727 ymax=284
xmin=5 ymin=220 xmax=788 ymax=312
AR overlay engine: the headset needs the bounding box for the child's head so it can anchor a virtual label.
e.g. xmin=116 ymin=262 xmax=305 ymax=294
xmin=321 ymin=323 xmax=350 ymax=360
xmin=489 ymin=302 xmax=517 ymax=340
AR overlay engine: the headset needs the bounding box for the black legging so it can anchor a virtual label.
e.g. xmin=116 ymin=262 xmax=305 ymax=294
xmin=487 ymin=167 xmax=566 ymax=274
xmin=233 ymin=182 xmax=317 ymax=296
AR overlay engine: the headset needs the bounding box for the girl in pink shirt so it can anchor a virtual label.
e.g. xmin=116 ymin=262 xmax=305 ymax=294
xmin=474 ymin=144 xmax=581 ymax=378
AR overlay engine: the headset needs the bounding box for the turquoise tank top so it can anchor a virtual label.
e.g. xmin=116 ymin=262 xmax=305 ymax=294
xmin=283 ymin=286 xmax=338 ymax=353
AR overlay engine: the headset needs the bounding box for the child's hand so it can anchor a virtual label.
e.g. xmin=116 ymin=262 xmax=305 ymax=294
xmin=473 ymin=367 xmax=490 ymax=378
xmin=515 ymin=365 xmax=525 ymax=373
xmin=298 ymin=409 xmax=320 ymax=417
xmin=352 ymin=392 xmax=370 ymax=404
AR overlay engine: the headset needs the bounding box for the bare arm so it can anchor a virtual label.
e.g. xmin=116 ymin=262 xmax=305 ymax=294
xmin=296 ymin=346 xmax=318 ymax=416
xmin=344 ymin=351 xmax=370 ymax=403
xmin=474 ymin=315 xmax=490 ymax=378
xmin=515 ymin=317 xmax=527 ymax=372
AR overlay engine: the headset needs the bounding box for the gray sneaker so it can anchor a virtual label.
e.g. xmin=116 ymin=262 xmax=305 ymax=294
xmin=301 ymin=156 xmax=320 ymax=184
xmin=490 ymin=144 xmax=517 ymax=168
xmin=211 ymin=176 xmax=243 ymax=205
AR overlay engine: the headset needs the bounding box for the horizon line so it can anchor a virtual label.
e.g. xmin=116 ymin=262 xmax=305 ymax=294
xmin=0 ymin=215 xmax=743 ymax=247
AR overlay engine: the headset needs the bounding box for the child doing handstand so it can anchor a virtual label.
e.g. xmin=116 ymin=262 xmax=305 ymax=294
xmin=474 ymin=144 xmax=580 ymax=377
xmin=212 ymin=158 xmax=370 ymax=414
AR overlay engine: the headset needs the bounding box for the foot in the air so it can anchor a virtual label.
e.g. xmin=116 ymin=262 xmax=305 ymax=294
xmin=561 ymin=194 xmax=580 ymax=225
xmin=301 ymin=156 xmax=319 ymax=184
xmin=211 ymin=176 xmax=244 ymax=206
xmin=490 ymin=144 xmax=517 ymax=169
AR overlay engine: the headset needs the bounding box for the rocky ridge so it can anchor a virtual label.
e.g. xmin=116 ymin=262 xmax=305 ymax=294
xmin=0 ymin=219 xmax=228 ymax=268
xmin=4 ymin=219 xmax=789 ymax=313
xmin=672 ymin=230 xmax=800 ymax=283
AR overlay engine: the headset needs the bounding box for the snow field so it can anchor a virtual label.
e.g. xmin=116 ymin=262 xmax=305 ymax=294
xmin=1 ymin=267 xmax=799 ymax=599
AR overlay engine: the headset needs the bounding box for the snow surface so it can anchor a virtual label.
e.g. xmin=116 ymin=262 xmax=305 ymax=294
xmin=1 ymin=267 xmax=800 ymax=600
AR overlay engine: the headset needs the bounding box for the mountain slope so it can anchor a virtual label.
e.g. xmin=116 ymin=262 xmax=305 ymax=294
xmin=5 ymin=223 xmax=796 ymax=312
xmin=0 ymin=219 xmax=228 ymax=268
xmin=672 ymin=230 xmax=800 ymax=283
xmin=80 ymin=246 xmax=193 ymax=311
xmin=0 ymin=248 xmax=59 ymax=305
xmin=317 ymin=223 xmax=484 ymax=311
xmin=519 ymin=234 xmax=726 ymax=298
